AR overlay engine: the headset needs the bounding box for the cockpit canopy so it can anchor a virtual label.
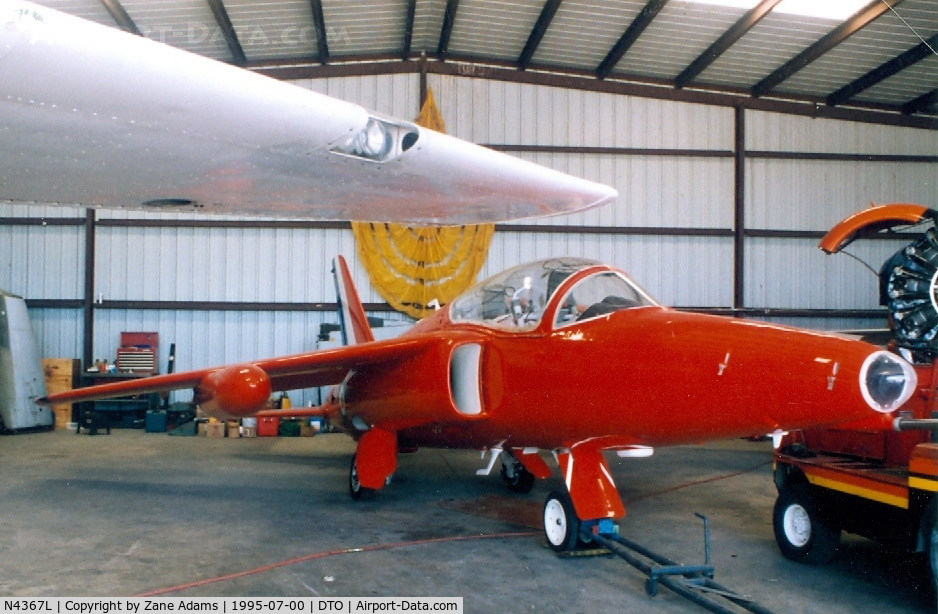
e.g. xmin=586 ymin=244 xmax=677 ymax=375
xmin=449 ymin=257 xmax=656 ymax=330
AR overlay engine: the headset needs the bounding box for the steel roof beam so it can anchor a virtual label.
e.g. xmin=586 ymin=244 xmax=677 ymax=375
xmin=310 ymin=0 xmax=329 ymax=64
xmin=438 ymin=0 xmax=460 ymax=59
xmin=596 ymin=0 xmax=669 ymax=80
xmin=403 ymin=0 xmax=417 ymax=60
xmin=249 ymin=56 xmax=936 ymax=129
xmin=752 ymin=0 xmax=903 ymax=98
xmin=827 ymin=33 xmax=938 ymax=106
xmin=902 ymin=89 xmax=938 ymax=115
xmin=675 ymin=0 xmax=783 ymax=88
xmin=207 ymin=0 xmax=246 ymax=65
xmin=97 ymin=0 xmax=140 ymax=36
xmin=518 ymin=0 xmax=563 ymax=71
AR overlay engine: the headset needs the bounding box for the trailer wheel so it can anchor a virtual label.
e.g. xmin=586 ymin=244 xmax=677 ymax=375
xmin=773 ymin=483 xmax=840 ymax=564
xmin=543 ymin=490 xmax=580 ymax=552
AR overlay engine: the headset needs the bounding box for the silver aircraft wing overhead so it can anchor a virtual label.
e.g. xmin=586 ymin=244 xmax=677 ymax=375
xmin=0 ymin=2 xmax=617 ymax=224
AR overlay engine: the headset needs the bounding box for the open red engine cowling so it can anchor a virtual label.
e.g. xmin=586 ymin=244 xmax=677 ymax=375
xmin=194 ymin=363 xmax=271 ymax=419
xmin=820 ymin=204 xmax=938 ymax=360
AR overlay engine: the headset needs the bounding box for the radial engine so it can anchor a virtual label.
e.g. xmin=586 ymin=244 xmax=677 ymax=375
xmin=881 ymin=225 xmax=938 ymax=357
xmin=820 ymin=204 xmax=938 ymax=361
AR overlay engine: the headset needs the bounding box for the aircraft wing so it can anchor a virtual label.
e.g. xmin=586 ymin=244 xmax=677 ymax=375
xmin=39 ymin=334 xmax=440 ymax=416
xmin=0 ymin=2 xmax=617 ymax=224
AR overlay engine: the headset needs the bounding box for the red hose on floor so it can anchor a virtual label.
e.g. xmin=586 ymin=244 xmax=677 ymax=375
xmin=136 ymin=460 xmax=771 ymax=596
xmin=134 ymin=531 xmax=539 ymax=596
xmin=625 ymin=460 xmax=772 ymax=504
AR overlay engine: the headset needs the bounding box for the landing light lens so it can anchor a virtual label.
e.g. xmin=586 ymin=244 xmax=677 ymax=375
xmin=860 ymin=351 xmax=916 ymax=413
xmin=359 ymin=118 xmax=391 ymax=158
xmin=330 ymin=116 xmax=419 ymax=163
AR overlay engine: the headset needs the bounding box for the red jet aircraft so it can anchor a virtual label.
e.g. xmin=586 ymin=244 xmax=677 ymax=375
xmin=43 ymin=255 xmax=921 ymax=550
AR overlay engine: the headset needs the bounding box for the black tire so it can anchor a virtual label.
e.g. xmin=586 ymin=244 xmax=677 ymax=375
xmin=349 ymin=455 xmax=375 ymax=501
xmin=500 ymin=458 xmax=536 ymax=493
xmin=543 ymin=490 xmax=580 ymax=552
xmin=773 ymin=483 xmax=840 ymax=564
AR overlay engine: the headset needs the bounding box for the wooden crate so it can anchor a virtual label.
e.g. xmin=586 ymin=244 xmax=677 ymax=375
xmin=41 ymin=358 xmax=80 ymax=429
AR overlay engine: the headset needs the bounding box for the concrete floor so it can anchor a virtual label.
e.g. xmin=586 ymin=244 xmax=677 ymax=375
xmin=0 ymin=429 xmax=932 ymax=612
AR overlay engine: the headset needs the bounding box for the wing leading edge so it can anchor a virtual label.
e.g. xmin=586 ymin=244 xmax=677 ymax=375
xmin=39 ymin=334 xmax=441 ymax=417
xmin=0 ymin=2 xmax=617 ymax=224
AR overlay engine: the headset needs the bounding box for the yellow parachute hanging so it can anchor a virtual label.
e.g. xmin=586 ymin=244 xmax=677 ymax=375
xmin=351 ymin=88 xmax=495 ymax=320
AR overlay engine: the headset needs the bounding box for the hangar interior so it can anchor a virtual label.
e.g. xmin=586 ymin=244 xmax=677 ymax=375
xmin=3 ymin=0 xmax=937 ymax=392
xmin=6 ymin=82 xmax=937 ymax=405
xmin=1 ymin=0 xmax=937 ymax=610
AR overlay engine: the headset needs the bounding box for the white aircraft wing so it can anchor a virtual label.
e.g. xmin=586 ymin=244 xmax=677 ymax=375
xmin=0 ymin=2 xmax=617 ymax=224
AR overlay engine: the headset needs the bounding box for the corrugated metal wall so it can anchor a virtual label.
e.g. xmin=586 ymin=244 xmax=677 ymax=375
xmin=3 ymin=74 xmax=937 ymax=405
xmin=745 ymin=110 xmax=938 ymax=330
xmin=0 ymin=204 xmax=86 ymax=361
xmin=430 ymin=75 xmax=738 ymax=307
xmin=94 ymin=218 xmax=358 ymax=303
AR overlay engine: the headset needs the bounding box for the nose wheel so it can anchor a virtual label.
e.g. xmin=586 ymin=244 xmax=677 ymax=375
xmin=500 ymin=453 xmax=536 ymax=493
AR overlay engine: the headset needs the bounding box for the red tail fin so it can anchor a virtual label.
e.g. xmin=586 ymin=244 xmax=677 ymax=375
xmin=333 ymin=256 xmax=375 ymax=345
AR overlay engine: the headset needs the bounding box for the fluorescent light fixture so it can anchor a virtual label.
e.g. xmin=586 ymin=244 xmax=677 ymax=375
xmin=685 ymin=0 xmax=871 ymax=20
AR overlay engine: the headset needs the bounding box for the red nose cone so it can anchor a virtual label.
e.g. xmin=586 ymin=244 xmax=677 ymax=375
xmin=198 ymin=364 xmax=271 ymax=418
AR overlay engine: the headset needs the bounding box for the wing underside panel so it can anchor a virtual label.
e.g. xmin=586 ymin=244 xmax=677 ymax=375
xmin=1 ymin=2 xmax=617 ymax=224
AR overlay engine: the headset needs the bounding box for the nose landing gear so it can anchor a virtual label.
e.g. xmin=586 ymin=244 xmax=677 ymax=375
xmin=500 ymin=452 xmax=536 ymax=493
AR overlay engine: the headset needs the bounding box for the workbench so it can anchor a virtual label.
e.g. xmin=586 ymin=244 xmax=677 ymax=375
xmin=75 ymin=372 xmax=161 ymax=433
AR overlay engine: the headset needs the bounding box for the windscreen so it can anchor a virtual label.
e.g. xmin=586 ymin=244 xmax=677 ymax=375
xmin=553 ymin=271 xmax=654 ymax=326
xmin=450 ymin=258 xmax=598 ymax=330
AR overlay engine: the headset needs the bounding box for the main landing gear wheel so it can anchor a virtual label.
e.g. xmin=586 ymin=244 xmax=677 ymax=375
xmin=500 ymin=455 xmax=536 ymax=493
xmin=543 ymin=490 xmax=581 ymax=552
xmin=773 ymin=483 xmax=840 ymax=565
xmin=348 ymin=455 xmax=375 ymax=501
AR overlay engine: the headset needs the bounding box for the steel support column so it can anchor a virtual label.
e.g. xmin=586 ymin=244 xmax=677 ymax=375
xmin=733 ymin=106 xmax=746 ymax=310
xmin=82 ymin=209 xmax=96 ymax=370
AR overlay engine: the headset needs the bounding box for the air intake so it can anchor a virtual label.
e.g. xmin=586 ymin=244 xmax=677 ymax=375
xmin=449 ymin=343 xmax=482 ymax=415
